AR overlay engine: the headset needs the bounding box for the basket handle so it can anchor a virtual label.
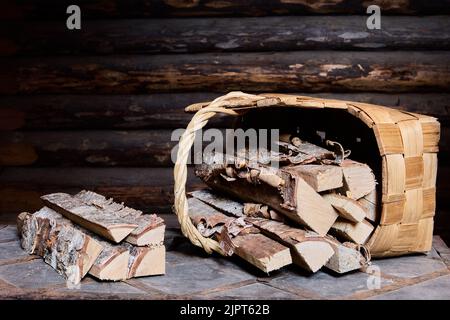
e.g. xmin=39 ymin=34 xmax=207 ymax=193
xmin=173 ymin=94 xmax=248 ymax=255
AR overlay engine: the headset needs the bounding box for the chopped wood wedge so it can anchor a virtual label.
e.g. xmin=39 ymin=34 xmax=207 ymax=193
xmin=195 ymin=152 xmax=338 ymax=236
xmin=89 ymin=241 xmax=130 ymax=281
xmin=323 ymin=193 xmax=367 ymax=223
xmin=125 ymin=214 xmax=165 ymax=246
xmin=187 ymin=197 xmax=292 ymax=273
xmin=246 ymin=217 xmax=334 ymax=272
xmin=339 ymin=159 xmax=376 ymax=199
xmin=41 ymin=192 xmax=139 ymax=243
xmin=292 ymin=165 xmax=343 ymax=192
xmin=358 ymin=189 xmax=378 ymax=223
xmin=127 ymin=245 xmax=166 ymax=278
xmin=331 ymin=219 xmax=374 ymax=245
xmin=17 ymin=208 xmax=103 ymax=284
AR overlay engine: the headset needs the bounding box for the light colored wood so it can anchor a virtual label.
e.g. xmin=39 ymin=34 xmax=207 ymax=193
xmin=358 ymin=189 xmax=378 ymax=223
xmin=189 ymin=189 xmax=244 ymax=217
xmin=89 ymin=242 xmax=130 ymax=281
xmin=339 ymin=159 xmax=376 ymax=200
xmin=288 ymin=164 xmax=343 ymax=192
xmin=127 ymin=245 xmax=166 ymax=278
xmin=323 ymin=193 xmax=367 ymax=223
xmin=331 ymin=219 xmax=374 ymax=245
xmin=246 ymin=217 xmax=333 ymax=272
xmin=243 ymin=203 xmax=285 ymax=222
xmin=18 ymin=208 xmax=103 ymax=284
xmin=125 ymin=214 xmax=165 ymax=246
xmin=187 ymin=197 xmax=292 ymax=273
xmin=41 ymin=192 xmax=139 ymax=243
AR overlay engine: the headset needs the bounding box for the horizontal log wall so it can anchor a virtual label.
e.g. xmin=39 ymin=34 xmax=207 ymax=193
xmin=1 ymin=1 xmax=449 ymax=246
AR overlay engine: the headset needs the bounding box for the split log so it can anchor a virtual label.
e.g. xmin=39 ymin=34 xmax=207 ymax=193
xmin=89 ymin=241 xmax=130 ymax=281
xmin=323 ymin=193 xmax=367 ymax=223
xmin=288 ymin=165 xmax=343 ymax=192
xmin=125 ymin=214 xmax=165 ymax=247
xmin=3 ymin=17 xmax=450 ymax=56
xmin=358 ymin=189 xmax=379 ymax=223
xmin=196 ymin=152 xmax=338 ymax=235
xmin=127 ymin=245 xmax=166 ymax=278
xmin=41 ymin=192 xmax=140 ymax=243
xmin=339 ymin=159 xmax=377 ymax=200
xmin=1 ymin=93 xmax=448 ymax=131
xmin=331 ymin=219 xmax=375 ymax=245
xmin=189 ymin=189 xmax=244 ymax=217
xmin=17 ymin=208 xmax=103 ymax=284
xmin=3 ymin=0 xmax=448 ymax=20
xmin=3 ymin=52 xmax=449 ymax=94
xmin=190 ymin=188 xmax=368 ymax=273
xmin=187 ymin=198 xmax=292 ymax=273
xmin=246 ymin=217 xmax=333 ymax=272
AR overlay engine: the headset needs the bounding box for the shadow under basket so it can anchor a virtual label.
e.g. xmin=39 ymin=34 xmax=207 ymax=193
xmin=175 ymin=92 xmax=440 ymax=258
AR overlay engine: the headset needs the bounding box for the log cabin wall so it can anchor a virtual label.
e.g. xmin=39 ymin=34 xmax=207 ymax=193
xmin=0 ymin=1 xmax=449 ymax=243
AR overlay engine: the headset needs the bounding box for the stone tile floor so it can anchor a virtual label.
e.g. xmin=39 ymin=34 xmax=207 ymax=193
xmin=0 ymin=224 xmax=449 ymax=300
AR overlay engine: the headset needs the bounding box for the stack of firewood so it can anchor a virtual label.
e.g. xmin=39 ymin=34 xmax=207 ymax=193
xmin=17 ymin=190 xmax=165 ymax=284
xmin=190 ymin=134 xmax=377 ymax=274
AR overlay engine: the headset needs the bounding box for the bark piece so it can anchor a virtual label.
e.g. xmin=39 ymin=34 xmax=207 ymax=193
xmin=127 ymin=245 xmax=166 ymax=278
xmin=323 ymin=193 xmax=367 ymax=223
xmin=339 ymin=159 xmax=376 ymax=200
xmin=18 ymin=208 xmax=103 ymax=284
xmin=125 ymin=214 xmax=165 ymax=246
xmin=331 ymin=219 xmax=375 ymax=245
xmin=292 ymin=164 xmax=343 ymax=192
xmin=276 ymin=140 xmax=335 ymax=165
xmin=196 ymin=152 xmax=338 ymax=236
xmin=41 ymin=192 xmax=139 ymax=242
xmin=246 ymin=217 xmax=333 ymax=272
xmin=187 ymin=198 xmax=291 ymax=273
xmin=243 ymin=203 xmax=285 ymax=222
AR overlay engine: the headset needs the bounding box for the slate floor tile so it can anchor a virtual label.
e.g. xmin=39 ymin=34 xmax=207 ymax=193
xmin=0 ymin=240 xmax=29 ymax=261
xmin=370 ymin=249 xmax=447 ymax=279
xmin=269 ymin=268 xmax=393 ymax=299
xmin=57 ymin=277 xmax=147 ymax=295
xmin=0 ymin=259 xmax=65 ymax=289
xmin=204 ymin=283 xmax=299 ymax=300
xmin=369 ymin=274 xmax=450 ymax=300
xmin=0 ymin=225 xmax=19 ymax=242
xmin=135 ymin=257 xmax=255 ymax=295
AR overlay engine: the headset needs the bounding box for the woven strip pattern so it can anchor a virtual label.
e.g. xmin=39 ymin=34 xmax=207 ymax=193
xmin=176 ymin=92 xmax=440 ymax=257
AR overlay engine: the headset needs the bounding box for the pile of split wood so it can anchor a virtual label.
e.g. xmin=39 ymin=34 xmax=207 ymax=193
xmin=190 ymin=134 xmax=377 ymax=274
xmin=17 ymin=190 xmax=165 ymax=284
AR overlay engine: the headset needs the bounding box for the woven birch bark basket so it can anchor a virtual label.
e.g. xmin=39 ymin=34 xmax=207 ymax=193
xmin=174 ymin=92 xmax=440 ymax=258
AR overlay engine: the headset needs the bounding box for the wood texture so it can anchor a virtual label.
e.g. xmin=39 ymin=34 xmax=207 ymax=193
xmin=331 ymin=219 xmax=375 ymax=245
xmin=191 ymin=189 xmax=368 ymax=273
xmin=0 ymin=130 xmax=176 ymax=167
xmin=18 ymin=208 xmax=103 ymax=284
xmin=195 ymin=153 xmax=338 ymax=235
xmin=3 ymin=16 xmax=450 ymax=56
xmin=187 ymin=198 xmax=292 ymax=273
xmin=0 ymin=167 xmax=203 ymax=220
xmin=246 ymin=217 xmax=334 ymax=273
xmin=3 ymin=0 xmax=449 ymax=19
xmin=3 ymin=52 xmax=449 ymax=94
xmin=292 ymin=165 xmax=343 ymax=192
xmin=1 ymin=93 xmax=448 ymax=131
xmin=126 ymin=245 xmax=166 ymax=278
xmin=41 ymin=191 xmax=141 ymax=243
xmin=125 ymin=214 xmax=165 ymax=247
xmin=339 ymin=159 xmax=377 ymax=200
xmin=323 ymin=193 xmax=368 ymax=223
xmin=89 ymin=240 xmax=130 ymax=281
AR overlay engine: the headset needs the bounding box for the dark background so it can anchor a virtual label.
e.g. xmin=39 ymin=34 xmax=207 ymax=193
xmin=0 ymin=1 xmax=449 ymax=243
